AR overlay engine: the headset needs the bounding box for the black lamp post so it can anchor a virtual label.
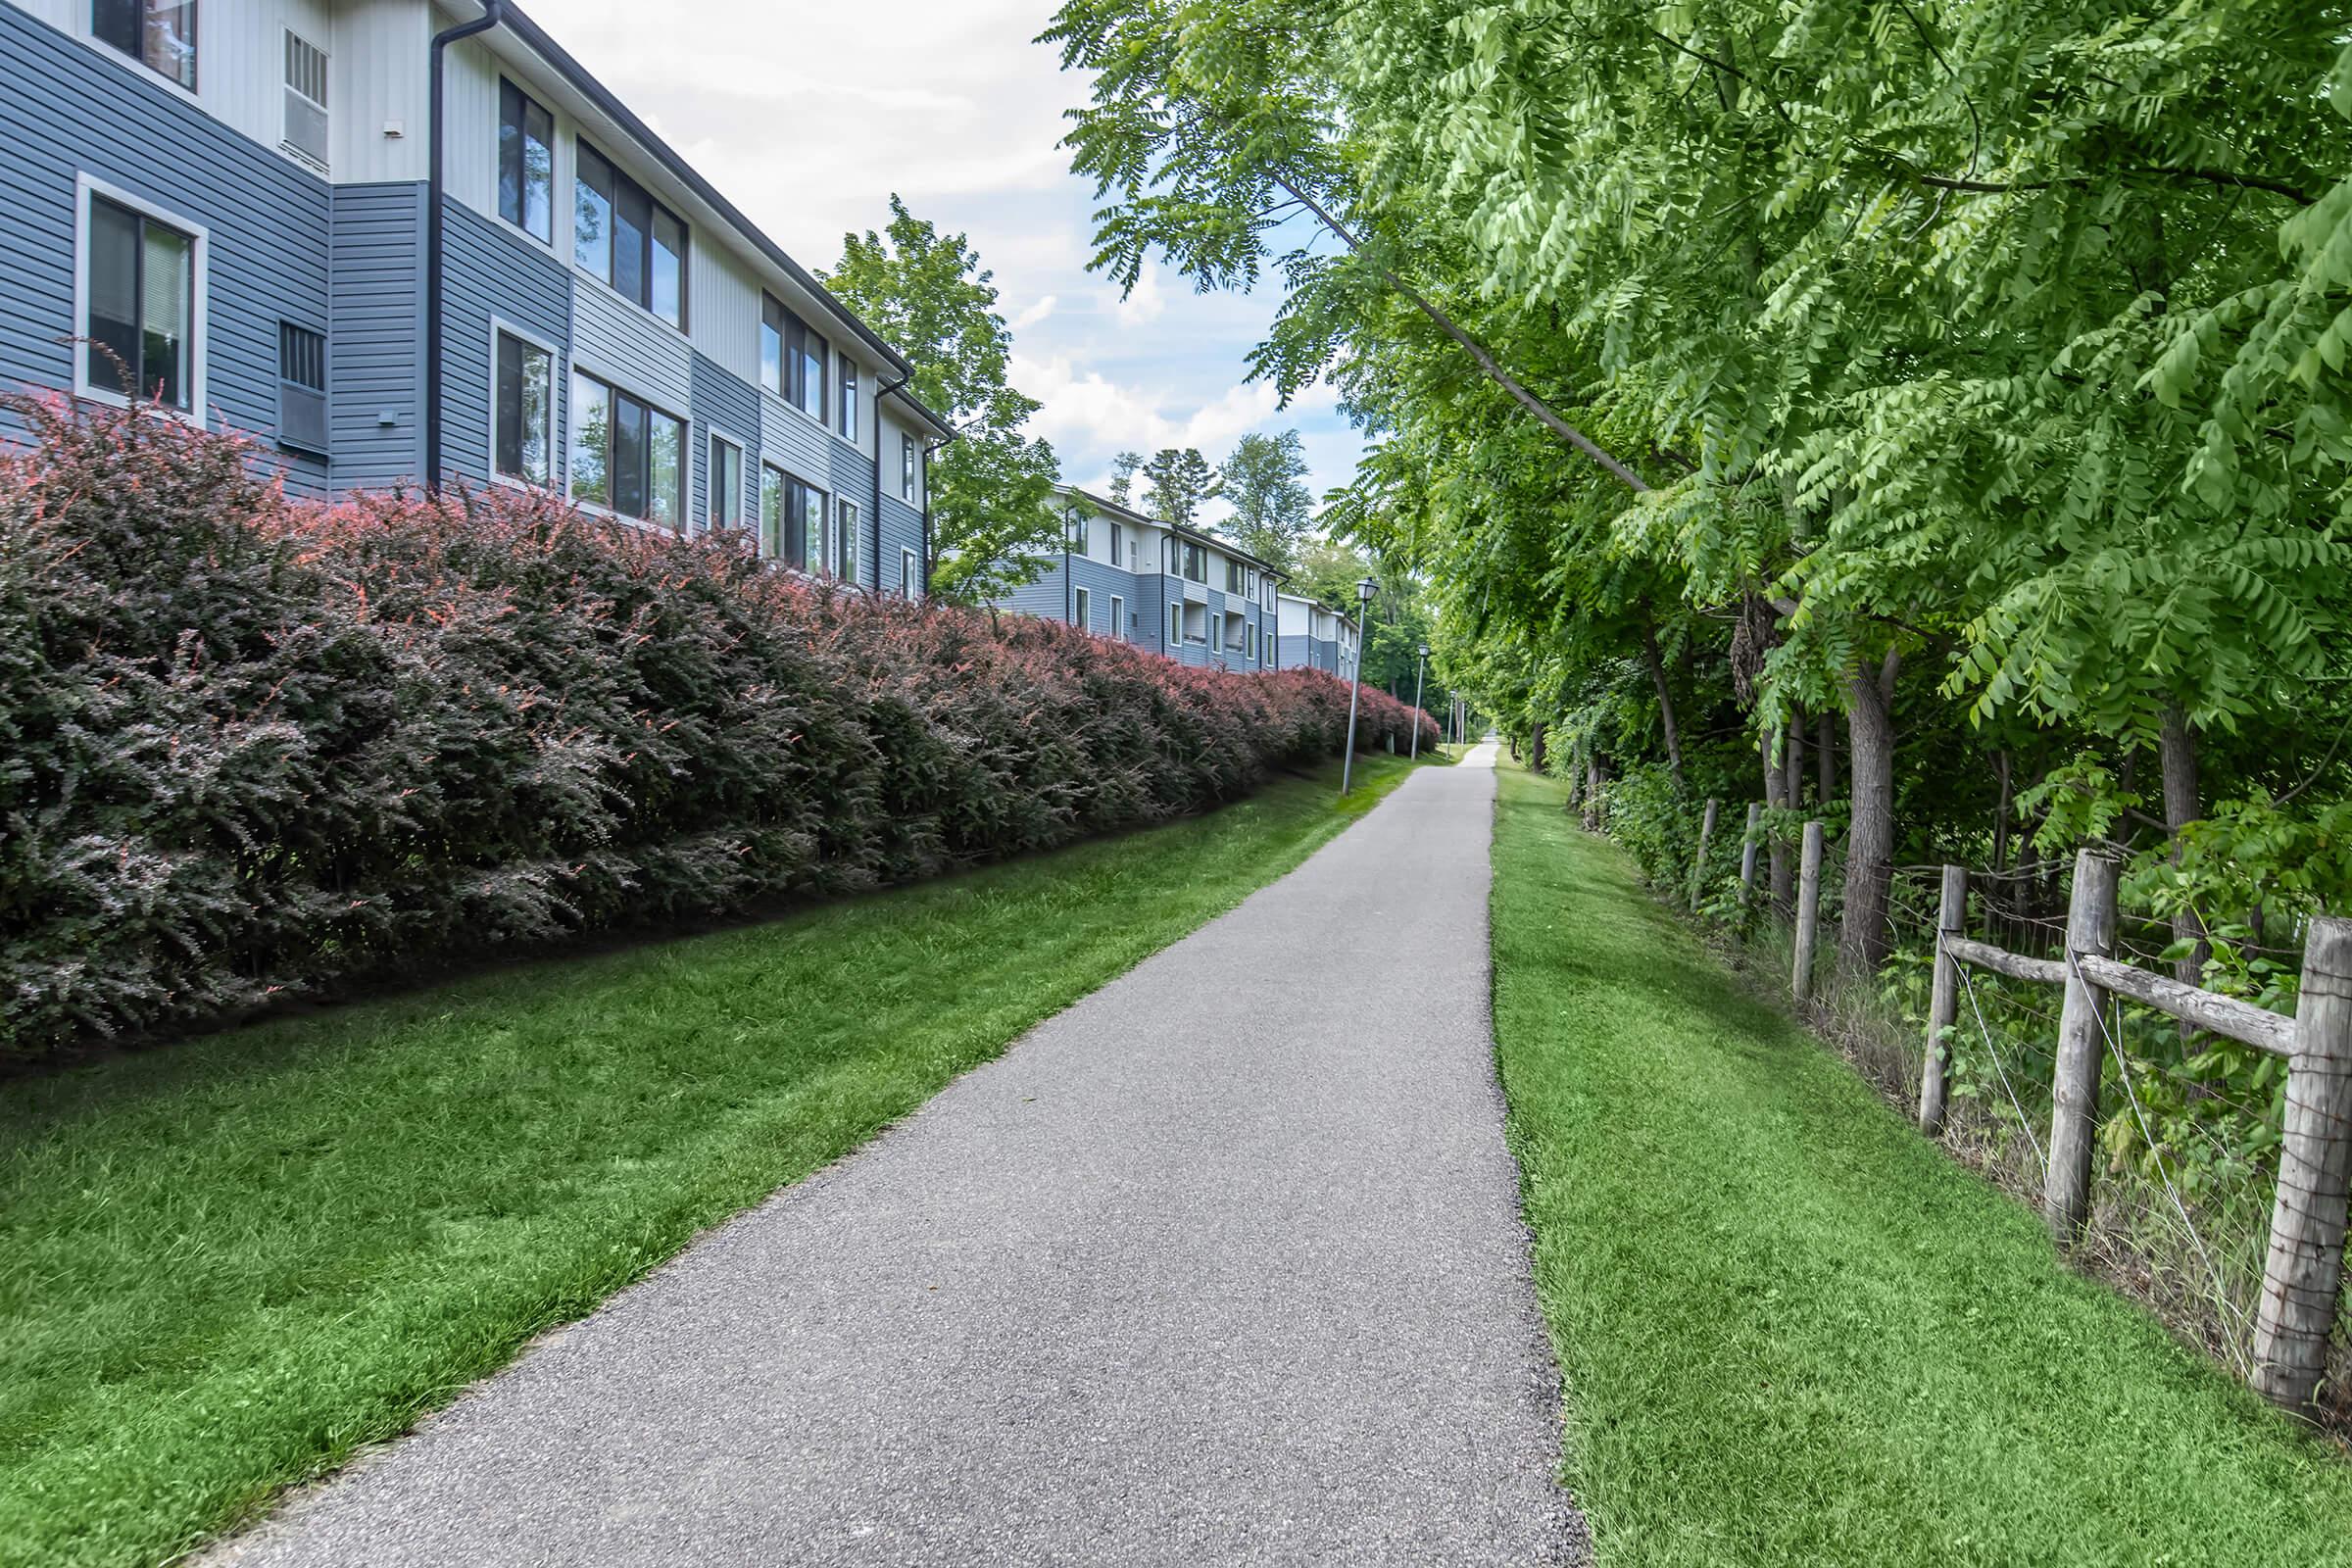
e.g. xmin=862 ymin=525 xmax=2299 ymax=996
xmin=1341 ymin=576 xmax=1377 ymax=795
xmin=1410 ymin=644 xmax=1428 ymax=760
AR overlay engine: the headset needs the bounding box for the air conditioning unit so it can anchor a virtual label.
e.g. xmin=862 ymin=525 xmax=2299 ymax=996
xmin=282 ymin=31 xmax=328 ymax=172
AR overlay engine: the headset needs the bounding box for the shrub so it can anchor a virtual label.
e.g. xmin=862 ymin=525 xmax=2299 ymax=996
xmin=0 ymin=399 xmax=1437 ymax=1063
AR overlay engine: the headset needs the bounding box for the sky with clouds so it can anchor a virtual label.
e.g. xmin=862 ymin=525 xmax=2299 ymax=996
xmin=524 ymin=0 xmax=1364 ymax=525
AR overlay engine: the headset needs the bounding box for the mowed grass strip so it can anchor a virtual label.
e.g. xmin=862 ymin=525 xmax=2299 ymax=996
xmin=0 ymin=755 xmax=1424 ymax=1568
xmin=1489 ymin=765 xmax=2352 ymax=1568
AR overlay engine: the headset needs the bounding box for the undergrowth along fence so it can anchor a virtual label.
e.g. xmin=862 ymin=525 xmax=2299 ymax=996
xmin=1634 ymin=777 xmax=2352 ymax=1422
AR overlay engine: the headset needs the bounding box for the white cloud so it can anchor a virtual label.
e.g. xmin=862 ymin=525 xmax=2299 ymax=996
xmin=1010 ymin=295 xmax=1058 ymax=330
xmin=1110 ymin=265 xmax=1166 ymax=327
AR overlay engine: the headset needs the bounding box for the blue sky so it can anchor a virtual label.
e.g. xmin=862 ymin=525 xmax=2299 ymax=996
xmin=527 ymin=0 xmax=1365 ymax=525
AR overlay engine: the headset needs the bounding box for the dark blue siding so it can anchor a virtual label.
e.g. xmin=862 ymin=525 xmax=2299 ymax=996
xmin=328 ymin=182 xmax=424 ymax=491
xmin=0 ymin=5 xmax=329 ymax=495
xmin=880 ymin=495 xmax=926 ymax=597
xmin=824 ymin=440 xmax=878 ymax=589
xmin=690 ymin=350 xmax=760 ymax=535
xmin=436 ymin=197 xmax=570 ymax=490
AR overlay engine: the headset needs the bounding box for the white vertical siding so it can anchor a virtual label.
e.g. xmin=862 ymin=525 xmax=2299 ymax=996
xmin=331 ymin=0 xmax=429 ymax=182
xmin=691 ymin=240 xmax=760 ymax=384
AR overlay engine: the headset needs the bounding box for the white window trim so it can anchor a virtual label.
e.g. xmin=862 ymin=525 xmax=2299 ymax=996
xmin=1073 ymin=585 xmax=1091 ymax=632
xmin=77 ymin=9 xmax=201 ymax=106
xmin=564 ymin=358 xmax=690 ymax=532
xmin=1109 ymin=594 xmax=1125 ymax=641
xmin=901 ymin=546 xmax=918 ymax=598
xmin=706 ymin=425 xmax=751 ymax=532
xmin=835 ymin=496 xmax=861 ymax=586
xmin=73 ymin=173 xmax=208 ymax=425
xmin=487 ymin=314 xmax=564 ymax=494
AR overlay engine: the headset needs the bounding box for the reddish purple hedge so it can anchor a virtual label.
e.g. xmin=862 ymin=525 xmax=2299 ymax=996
xmin=0 ymin=398 xmax=1436 ymax=1062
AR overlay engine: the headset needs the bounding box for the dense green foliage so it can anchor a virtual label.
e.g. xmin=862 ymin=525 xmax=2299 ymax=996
xmin=1492 ymin=765 xmax=2352 ymax=1566
xmin=0 ymin=753 xmax=1426 ymax=1568
xmin=0 ymin=399 xmax=1434 ymax=1064
xmin=820 ymin=195 xmax=1062 ymax=604
xmin=1217 ymin=428 xmax=1313 ymax=569
xmin=1140 ymin=444 xmax=1221 ymax=526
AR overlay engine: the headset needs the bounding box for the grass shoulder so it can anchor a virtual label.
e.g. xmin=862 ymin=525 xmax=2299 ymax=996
xmin=1489 ymin=765 xmax=2352 ymax=1568
xmin=0 ymin=753 xmax=1429 ymax=1568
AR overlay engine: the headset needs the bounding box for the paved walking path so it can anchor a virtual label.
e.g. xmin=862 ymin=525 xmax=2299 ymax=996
xmin=211 ymin=743 xmax=1582 ymax=1567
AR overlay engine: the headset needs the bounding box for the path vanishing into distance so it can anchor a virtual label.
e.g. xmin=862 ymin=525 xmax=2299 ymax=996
xmin=208 ymin=743 xmax=1583 ymax=1567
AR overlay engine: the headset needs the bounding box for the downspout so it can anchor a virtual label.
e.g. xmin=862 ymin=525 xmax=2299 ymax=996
xmin=424 ymin=1 xmax=506 ymax=487
xmin=874 ymin=370 xmax=907 ymax=593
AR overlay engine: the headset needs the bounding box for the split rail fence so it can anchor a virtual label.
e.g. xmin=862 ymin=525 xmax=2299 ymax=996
xmin=1675 ymin=795 xmax=2352 ymax=1418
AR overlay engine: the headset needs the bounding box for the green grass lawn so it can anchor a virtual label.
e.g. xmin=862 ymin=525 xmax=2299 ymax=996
xmin=1490 ymin=764 xmax=2352 ymax=1568
xmin=0 ymin=755 xmax=1422 ymax=1568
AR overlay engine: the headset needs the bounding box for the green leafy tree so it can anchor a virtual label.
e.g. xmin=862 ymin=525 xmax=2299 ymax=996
xmin=1107 ymin=450 xmax=1145 ymax=509
xmin=823 ymin=195 xmax=1061 ymax=604
xmin=1218 ymin=429 xmax=1312 ymax=569
xmin=1141 ymin=446 xmax=1220 ymax=526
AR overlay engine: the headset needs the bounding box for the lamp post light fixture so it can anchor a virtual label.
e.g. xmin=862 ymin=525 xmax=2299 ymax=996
xmin=1411 ymin=644 xmax=1429 ymax=760
xmin=1341 ymin=575 xmax=1377 ymax=795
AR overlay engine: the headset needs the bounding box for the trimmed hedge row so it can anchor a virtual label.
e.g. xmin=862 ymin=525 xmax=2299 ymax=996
xmin=0 ymin=399 xmax=1436 ymax=1063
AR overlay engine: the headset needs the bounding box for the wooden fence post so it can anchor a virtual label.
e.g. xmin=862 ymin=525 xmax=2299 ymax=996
xmin=2252 ymin=916 xmax=2352 ymax=1413
xmin=2045 ymin=850 xmax=2119 ymax=1245
xmin=1690 ymin=798 xmax=1720 ymax=912
xmin=1792 ymin=820 xmax=1825 ymax=1002
xmin=1738 ymin=802 xmax=1761 ymax=909
xmin=1920 ymin=864 xmax=1967 ymax=1136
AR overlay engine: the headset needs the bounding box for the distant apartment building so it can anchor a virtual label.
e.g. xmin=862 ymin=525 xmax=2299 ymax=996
xmin=1276 ymin=591 xmax=1360 ymax=677
xmin=0 ymin=0 xmax=955 ymax=596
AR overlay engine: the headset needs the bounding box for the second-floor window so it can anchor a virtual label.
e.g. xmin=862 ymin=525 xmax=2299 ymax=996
xmin=901 ymin=433 xmax=917 ymax=502
xmin=1067 ymin=512 xmax=1089 ymax=554
xmin=838 ymin=356 xmax=858 ymax=441
xmin=1108 ymin=523 xmax=1122 ymax=566
xmin=575 ymin=141 xmax=686 ymax=328
xmin=499 ymin=79 xmax=554 ymax=243
xmin=760 ymin=297 xmax=825 ymax=420
xmin=94 ymin=1 xmax=195 ymax=89
xmin=569 ymin=370 xmax=683 ymax=529
xmin=1181 ymin=542 xmax=1207 ymax=583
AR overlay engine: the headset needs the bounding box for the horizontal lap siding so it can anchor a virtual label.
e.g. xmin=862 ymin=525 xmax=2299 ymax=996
xmin=690 ymin=351 xmax=760 ymax=534
xmin=437 ymin=199 xmax=570 ymax=490
xmin=1003 ymin=560 xmax=1068 ymax=624
xmin=825 ymin=441 xmax=877 ymax=590
xmin=570 ymin=273 xmax=690 ymax=420
xmin=0 ymin=6 xmax=329 ymax=495
xmin=880 ymin=495 xmax=925 ymax=597
xmin=328 ymin=182 xmax=423 ymax=491
xmin=1070 ymin=558 xmax=1140 ymax=644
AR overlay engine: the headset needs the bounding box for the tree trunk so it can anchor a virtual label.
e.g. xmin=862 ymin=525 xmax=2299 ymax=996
xmin=1765 ymin=728 xmax=1792 ymax=915
xmin=1817 ymin=712 xmax=1838 ymax=804
xmin=1641 ymin=618 xmax=1687 ymax=790
xmin=2160 ymin=706 xmax=2211 ymax=1012
xmin=1784 ymin=710 xmax=1807 ymax=810
xmin=1530 ymin=720 xmax=1547 ymax=775
xmin=1839 ymin=652 xmax=1900 ymax=974
xmin=1992 ymin=749 xmax=2014 ymax=872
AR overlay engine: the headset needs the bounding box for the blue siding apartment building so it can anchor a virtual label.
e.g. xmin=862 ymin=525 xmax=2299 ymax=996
xmin=0 ymin=0 xmax=956 ymax=596
xmin=997 ymin=484 xmax=1359 ymax=676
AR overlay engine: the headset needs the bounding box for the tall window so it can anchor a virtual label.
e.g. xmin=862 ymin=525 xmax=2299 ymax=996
xmin=836 ymin=499 xmax=859 ymax=582
xmin=1074 ymin=586 xmax=1091 ymax=633
xmin=901 ymin=433 xmax=917 ymax=501
xmin=494 ymin=329 xmax=551 ymax=485
xmin=1067 ymin=511 xmax=1089 ymax=554
xmin=901 ymin=547 xmax=918 ymax=598
xmin=1108 ymin=523 xmax=1122 ymax=567
xmin=838 ymin=355 xmax=858 ymax=441
xmin=1161 ymin=536 xmax=1174 ymax=572
xmin=84 ymin=194 xmax=194 ymax=410
xmin=93 ymin=1 xmax=195 ymax=88
xmin=569 ymin=370 xmax=682 ymax=528
xmin=1167 ymin=602 xmax=1182 ymax=647
xmin=760 ymin=297 xmax=825 ymax=419
xmin=498 ymin=79 xmax=554 ymax=243
xmin=575 ymin=141 xmax=685 ymax=328
xmin=709 ymin=433 xmax=744 ymax=530
xmin=1181 ymin=542 xmax=1207 ymax=583
xmin=1109 ymin=594 xmax=1125 ymax=639
xmin=759 ymin=466 xmax=823 ymax=568
xmin=1248 ymin=622 xmax=1258 ymax=661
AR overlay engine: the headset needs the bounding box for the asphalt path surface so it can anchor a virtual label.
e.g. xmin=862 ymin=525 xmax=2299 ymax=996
xmin=209 ymin=741 xmax=1584 ymax=1566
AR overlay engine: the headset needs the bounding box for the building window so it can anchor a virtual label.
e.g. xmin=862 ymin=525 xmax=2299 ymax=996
xmin=1108 ymin=523 xmax=1122 ymax=567
xmin=575 ymin=141 xmax=686 ymax=328
xmin=493 ymin=329 xmax=553 ymax=485
xmin=277 ymin=320 xmax=326 ymax=454
xmin=1248 ymin=621 xmax=1258 ymax=661
xmin=1109 ymin=594 xmax=1125 ymax=639
xmin=760 ymin=296 xmax=825 ymax=420
xmin=1182 ymin=542 xmax=1207 ymax=583
xmin=93 ymin=0 xmax=195 ymax=89
xmin=1161 ymin=535 xmax=1174 ymax=572
xmin=1074 ymin=586 xmax=1091 ymax=632
xmin=901 ymin=546 xmax=918 ymax=598
xmin=499 ymin=79 xmax=554 ymax=243
xmin=759 ymin=466 xmax=822 ymax=568
xmin=709 ymin=433 xmax=744 ymax=530
xmin=1067 ymin=511 xmax=1089 ymax=555
xmin=1210 ymin=616 xmax=1222 ymax=654
xmin=569 ymin=370 xmax=683 ymax=528
xmin=836 ymin=499 xmax=860 ymax=582
xmin=900 ymin=432 xmax=917 ymax=501
xmin=83 ymin=192 xmax=195 ymax=411
xmin=1167 ymin=601 xmax=1182 ymax=647
xmin=281 ymin=30 xmax=328 ymax=171
xmin=839 ymin=356 xmax=858 ymax=441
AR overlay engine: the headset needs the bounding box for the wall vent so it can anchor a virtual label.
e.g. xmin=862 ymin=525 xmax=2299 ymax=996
xmin=282 ymin=31 xmax=329 ymax=172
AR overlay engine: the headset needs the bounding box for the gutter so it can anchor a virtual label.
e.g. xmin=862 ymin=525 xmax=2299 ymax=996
xmin=423 ymin=0 xmax=506 ymax=486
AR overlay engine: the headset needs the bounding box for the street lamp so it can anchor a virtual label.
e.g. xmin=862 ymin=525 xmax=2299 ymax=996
xmin=1410 ymin=644 xmax=1429 ymax=760
xmin=1341 ymin=575 xmax=1377 ymax=795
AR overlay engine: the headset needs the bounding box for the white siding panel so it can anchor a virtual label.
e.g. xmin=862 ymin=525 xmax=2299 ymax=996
xmin=439 ymin=28 xmax=499 ymax=218
xmin=692 ymin=240 xmax=760 ymax=383
xmin=330 ymin=0 xmax=429 ymax=183
xmin=571 ymin=275 xmax=693 ymax=414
